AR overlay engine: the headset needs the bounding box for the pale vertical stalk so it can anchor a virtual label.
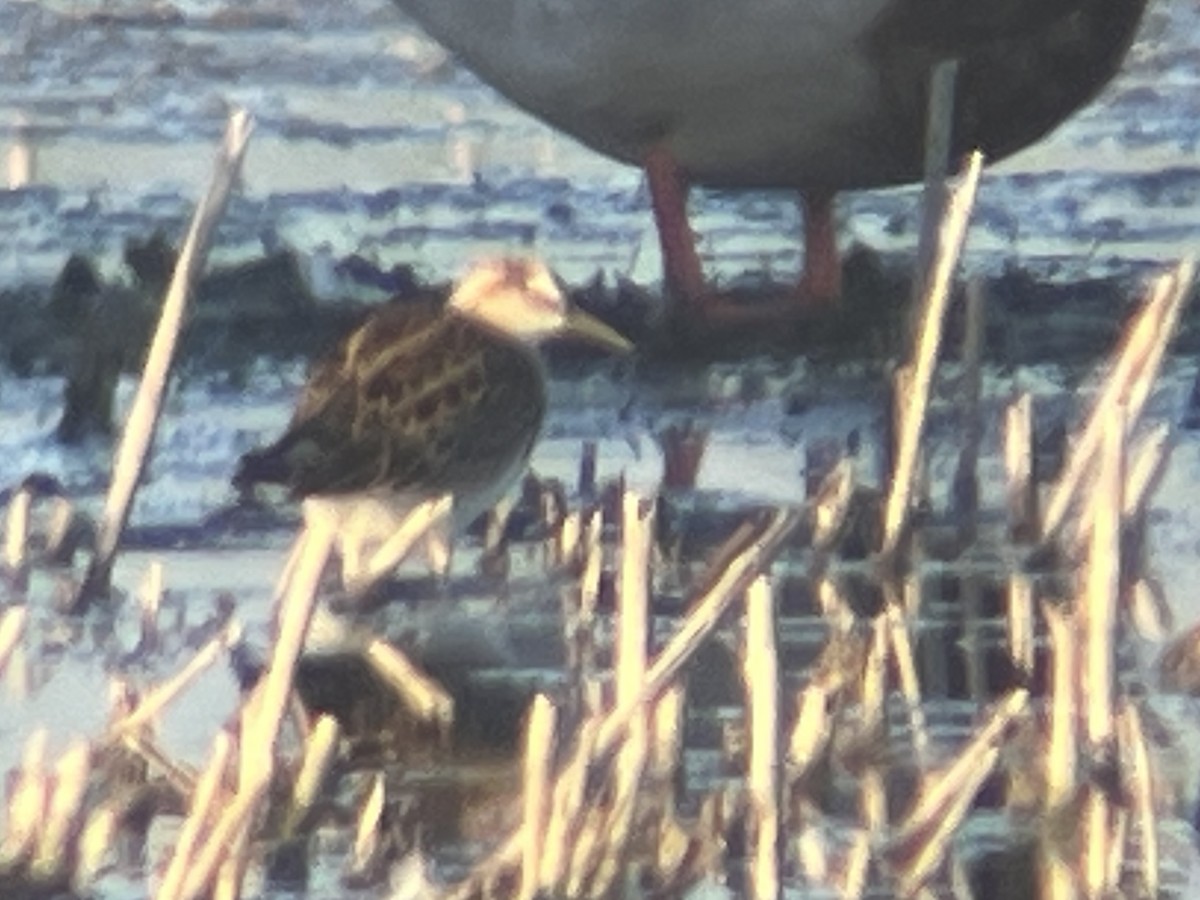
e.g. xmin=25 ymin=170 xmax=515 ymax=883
xmin=745 ymin=576 xmax=780 ymax=900
xmin=538 ymin=717 xmax=598 ymax=891
xmin=241 ymin=520 xmax=333 ymax=787
xmin=1084 ymin=791 xmax=1110 ymax=898
xmin=650 ymin=683 xmax=684 ymax=782
xmin=519 ymin=695 xmax=556 ymax=900
xmin=350 ymin=773 xmax=385 ymax=877
xmin=158 ymin=730 xmax=235 ymax=900
xmin=138 ymin=559 xmax=164 ymax=650
xmin=81 ymin=111 xmax=254 ymax=603
xmin=1007 ymin=572 xmax=1034 ymax=676
xmin=896 ymin=747 xmax=1000 ymax=896
xmin=616 ymin=488 xmax=652 ymax=779
xmin=286 ymin=714 xmax=341 ymax=835
xmin=842 ymin=831 xmax=871 ymax=900
xmin=0 ymin=605 xmax=27 ymax=677
xmin=1044 ymin=602 xmax=1077 ymax=808
xmin=885 ymin=600 xmax=928 ymax=765
xmin=1004 ymin=392 xmax=1036 ymax=538
xmin=1119 ymin=701 xmax=1157 ymax=896
xmin=1041 ymin=259 xmax=1194 ymax=542
xmin=1042 ymin=854 xmax=1078 ymax=900
xmin=558 ymin=509 xmax=581 ymax=567
xmin=0 ymin=728 xmax=48 ymax=866
xmin=31 ymin=740 xmax=92 ymax=878
xmin=860 ymin=618 xmax=888 ymax=834
xmin=883 ymin=152 xmax=984 ymax=554
xmin=1083 ymin=405 xmax=1122 ymax=748
xmin=3 ymin=485 xmax=30 ymax=573
xmin=445 ymin=509 xmax=801 ymax=894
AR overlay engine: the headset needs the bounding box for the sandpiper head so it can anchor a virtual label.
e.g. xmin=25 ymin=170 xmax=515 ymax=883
xmin=447 ymin=257 xmax=632 ymax=353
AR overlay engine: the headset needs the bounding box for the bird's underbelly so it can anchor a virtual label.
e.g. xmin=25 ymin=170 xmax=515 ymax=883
xmin=472 ymin=3 xmax=923 ymax=189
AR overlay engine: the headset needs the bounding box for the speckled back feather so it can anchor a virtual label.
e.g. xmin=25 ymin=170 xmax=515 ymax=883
xmin=235 ymin=300 xmax=547 ymax=499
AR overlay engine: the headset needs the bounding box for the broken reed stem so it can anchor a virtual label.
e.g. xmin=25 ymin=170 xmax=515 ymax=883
xmin=1084 ymin=789 xmax=1111 ymax=897
xmin=1044 ymin=601 xmax=1077 ymax=808
xmin=1004 ymin=392 xmax=1037 ymax=539
xmin=884 ymin=598 xmax=928 ymax=766
xmin=157 ymin=730 xmax=235 ymax=900
xmin=365 ymin=638 xmax=454 ymax=730
xmin=810 ymin=458 xmax=856 ymax=555
xmin=744 ymin=576 xmax=781 ymax=900
xmin=1083 ymin=403 xmax=1123 ymax=748
xmin=0 ymin=605 xmax=27 ymax=677
xmin=1041 ymin=258 xmax=1194 ymax=543
xmin=353 ymin=493 xmax=453 ymax=595
xmin=896 ymin=747 xmax=1000 ymax=896
xmin=1076 ymin=421 xmax=1171 ymax=548
xmin=350 ymin=773 xmax=385 ymax=878
xmin=595 ymin=508 xmax=800 ymax=754
xmin=107 ymin=621 xmax=242 ymax=740
xmin=440 ymin=508 xmax=800 ymax=899
xmin=1007 ymin=572 xmax=1035 ymax=676
xmin=520 ymin=695 xmax=556 ymax=900
xmin=30 ymin=740 xmax=91 ymax=880
xmin=1118 ymin=700 xmax=1157 ymax=896
xmin=883 ymin=150 xmax=984 ymax=556
xmin=3 ymin=483 xmax=31 ymax=574
xmin=893 ymin=689 xmax=1028 ymax=848
xmin=615 ymin=487 xmax=653 ymax=782
xmin=79 ymin=110 xmax=254 ymax=607
xmin=860 ymin=618 xmax=889 ymax=834
xmin=285 ymin=714 xmax=341 ymax=836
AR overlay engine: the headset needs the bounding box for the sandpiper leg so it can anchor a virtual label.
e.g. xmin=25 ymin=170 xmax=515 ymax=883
xmin=798 ymin=189 xmax=842 ymax=302
xmin=644 ymin=146 xmax=843 ymax=331
xmin=645 ymin=144 xmax=707 ymax=306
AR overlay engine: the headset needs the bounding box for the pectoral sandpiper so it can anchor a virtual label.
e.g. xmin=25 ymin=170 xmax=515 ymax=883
xmin=385 ymin=0 xmax=1144 ymax=325
xmin=235 ymin=257 xmax=632 ymax=594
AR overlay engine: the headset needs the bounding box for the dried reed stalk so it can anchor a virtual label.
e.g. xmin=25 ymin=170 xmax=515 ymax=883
xmin=1043 ymin=602 xmax=1077 ymax=808
xmin=0 ymin=605 xmax=27 ymax=677
xmin=285 ymin=714 xmax=341 ymax=835
xmin=440 ymin=508 xmax=799 ymax=898
xmin=882 ymin=151 xmax=984 ymax=556
xmin=1007 ymin=572 xmax=1035 ymax=676
xmin=157 ymin=730 xmax=235 ymax=900
xmin=1118 ymin=700 xmax=1157 ymax=896
xmin=28 ymin=740 xmax=91 ymax=880
xmin=3 ymin=483 xmax=30 ymax=575
xmin=107 ymin=621 xmax=242 ymax=740
xmin=884 ymin=597 xmax=928 ymax=765
xmin=744 ymin=575 xmax=781 ymax=900
xmin=77 ymin=110 xmax=254 ymax=607
xmin=1041 ymin=258 xmax=1194 ymax=543
xmin=519 ymin=695 xmax=556 ymax=900
xmin=1004 ymin=392 xmax=1037 ymax=539
xmin=1082 ymin=402 xmax=1122 ymax=750
xmin=365 ymin=638 xmax=454 ymax=730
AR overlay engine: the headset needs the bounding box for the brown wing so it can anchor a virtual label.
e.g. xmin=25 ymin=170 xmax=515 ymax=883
xmin=235 ymin=304 xmax=546 ymax=499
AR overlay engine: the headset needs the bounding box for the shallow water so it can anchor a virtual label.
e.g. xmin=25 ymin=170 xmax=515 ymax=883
xmin=5 ymin=1 xmax=1200 ymax=896
xmin=1 ymin=0 xmax=1200 ymax=291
